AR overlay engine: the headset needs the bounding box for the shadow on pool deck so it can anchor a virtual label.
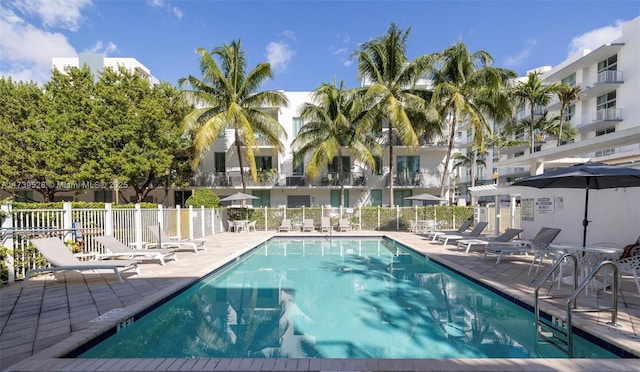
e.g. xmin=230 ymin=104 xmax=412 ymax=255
xmin=1 ymin=230 xmax=638 ymax=371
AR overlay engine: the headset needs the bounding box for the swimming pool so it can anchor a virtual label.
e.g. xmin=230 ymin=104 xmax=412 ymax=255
xmin=78 ymin=237 xmax=619 ymax=359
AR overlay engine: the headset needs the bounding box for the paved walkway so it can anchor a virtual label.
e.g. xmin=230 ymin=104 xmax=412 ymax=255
xmin=1 ymin=230 xmax=638 ymax=371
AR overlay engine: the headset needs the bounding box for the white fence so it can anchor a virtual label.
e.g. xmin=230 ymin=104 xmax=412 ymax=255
xmin=0 ymin=202 xmax=221 ymax=283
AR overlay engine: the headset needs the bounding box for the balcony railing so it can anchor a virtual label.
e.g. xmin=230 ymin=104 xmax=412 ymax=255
xmin=596 ymin=70 xmax=623 ymax=84
xmin=387 ymin=171 xmax=442 ymax=187
xmin=594 ymin=108 xmax=622 ymax=122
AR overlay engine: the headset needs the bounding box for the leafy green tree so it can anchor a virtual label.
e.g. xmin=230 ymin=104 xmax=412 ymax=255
xmin=431 ymin=41 xmax=516 ymax=200
xmin=185 ymin=188 xmax=220 ymax=208
xmin=556 ymin=84 xmax=583 ymax=146
xmin=354 ymin=23 xmax=436 ymax=207
xmin=0 ymin=77 xmax=44 ymax=200
xmin=88 ymin=67 xmax=194 ymax=202
xmin=511 ymin=72 xmax=562 ymax=153
xmin=292 ymin=81 xmax=379 ymax=207
xmin=514 ymin=112 xmax=573 ymax=149
xmin=180 ymin=40 xmax=288 ymax=193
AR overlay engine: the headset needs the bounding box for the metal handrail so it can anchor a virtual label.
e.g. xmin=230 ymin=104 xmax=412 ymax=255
xmin=566 ymin=260 xmax=618 ymax=356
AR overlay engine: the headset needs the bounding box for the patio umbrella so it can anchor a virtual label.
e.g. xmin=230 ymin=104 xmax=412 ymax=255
xmin=220 ymin=192 xmax=259 ymax=202
xmin=512 ymin=161 xmax=640 ymax=246
xmin=405 ymin=193 xmax=446 ymax=202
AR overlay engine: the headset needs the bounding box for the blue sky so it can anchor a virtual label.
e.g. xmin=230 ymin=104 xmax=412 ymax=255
xmin=1 ymin=0 xmax=638 ymax=91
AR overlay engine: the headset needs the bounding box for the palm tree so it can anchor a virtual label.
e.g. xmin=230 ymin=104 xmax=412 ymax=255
xmin=431 ymin=41 xmax=516 ymax=200
xmin=516 ymin=112 xmax=564 ymax=148
xmin=291 ymin=81 xmax=379 ymax=207
xmin=556 ymin=84 xmax=583 ymax=146
xmin=511 ymin=72 xmax=561 ymax=153
xmin=179 ymin=40 xmax=288 ymax=192
xmin=354 ymin=23 xmax=436 ymax=207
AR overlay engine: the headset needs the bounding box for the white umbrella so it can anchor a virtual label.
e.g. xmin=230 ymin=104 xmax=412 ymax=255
xmin=220 ymin=192 xmax=260 ymax=202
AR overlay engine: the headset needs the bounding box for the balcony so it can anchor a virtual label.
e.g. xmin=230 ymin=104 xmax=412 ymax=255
xmin=577 ymin=108 xmax=622 ymax=132
xmin=582 ymin=70 xmax=624 ymax=99
xmin=387 ymin=171 xmax=442 ymax=188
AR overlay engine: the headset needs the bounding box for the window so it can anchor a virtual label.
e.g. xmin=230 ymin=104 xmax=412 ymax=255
xmin=214 ymin=152 xmax=226 ymax=173
xmin=15 ymin=190 xmax=33 ymax=202
xmin=252 ymin=190 xmax=270 ymax=207
xmin=393 ymin=190 xmax=412 ymax=207
xmin=597 ymin=91 xmax=617 ymax=121
xmin=328 ymin=156 xmax=351 ymax=181
xmin=396 ymin=156 xmax=420 ymax=185
xmin=292 ymin=152 xmax=304 ymax=175
xmin=561 ymin=73 xmax=576 ymax=87
xmin=564 ymin=104 xmax=575 ymax=122
xmin=254 ymin=156 xmax=272 ymax=171
xmin=598 ymin=55 xmax=617 ymax=73
xmin=174 ymin=190 xmax=192 ymax=207
xmin=373 ymin=156 xmax=383 ymax=175
xmin=596 ymin=127 xmax=615 ymax=136
xmin=598 ymin=55 xmax=618 ymax=84
xmin=330 ymin=190 xmax=349 ymax=207
xmin=292 ymin=117 xmax=303 ymax=135
xmin=95 ymin=190 xmax=113 ymax=203
xmin=371 ymin=189 xmax=382 ymax=206
xmin=514 ymin=151 xmax=525 ymax=158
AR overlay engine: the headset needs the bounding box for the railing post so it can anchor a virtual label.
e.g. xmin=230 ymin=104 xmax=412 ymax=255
xmin=1 ymin=202 xmax=15 ymax=283
xmin=201 ymin=206 xmax=206 ymax=238
xmin=396 ymin=205 xmax=400 ymax=230
xmin=188 ymin=206 xmax=194 ymax=240
xmin=134 ymin=204 xmax=143 ymax=248
xmin=176 ymin=205 xmax=182 ymax=239
xmin=104 ymin=203 xmax=113 ymax=236
xmin=211 ymin=208 xmax=216 ymax=235
xmin=63 ymin=202 xmax=73 ymax=242
xmin=377 ymin=206 xmax=380 ymax=230
xmin=264 ymin=206 xmax=268 ymax=231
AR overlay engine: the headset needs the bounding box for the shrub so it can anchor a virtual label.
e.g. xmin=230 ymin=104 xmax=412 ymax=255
xmin=185 ymin=189 xmax=220 ymax=208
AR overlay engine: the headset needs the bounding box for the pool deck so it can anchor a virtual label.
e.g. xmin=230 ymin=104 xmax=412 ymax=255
xmin=1 ymin=230 xmax=638 ymax=371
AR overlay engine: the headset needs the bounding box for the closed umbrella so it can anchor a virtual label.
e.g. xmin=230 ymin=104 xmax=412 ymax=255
xmin=512 ymin=162 xmax=640 ymax=246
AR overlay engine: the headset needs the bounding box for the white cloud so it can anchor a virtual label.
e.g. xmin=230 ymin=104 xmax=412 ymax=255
xmin=147 ymin=0 xmax=182 ymax=20
xmin=0 ymin=5 xmax=78 ymax=83
xmin=266 ymin=41 xmax=294 ymax=72
xmin=329 ymin=32 xmax=353 ymax=67
xmin=171 ymin=6 xmax=183 ymax=19
xmin=504 ymin=38 xmax=537 ymax=68
xmin=14 ymin=0 xmax=92 ymax=32
xmin=281 ymin=30 xmax=296 ymax=40
xmin=567 ymin=20 xmax=625 ymax=56
xmin=85 ymin=41 xmax=118 ymax=55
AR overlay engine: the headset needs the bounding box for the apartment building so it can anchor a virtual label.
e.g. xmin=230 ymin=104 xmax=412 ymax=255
xmin=52 ymin=53 xmax=160 ymax=85
xmin=191 ymin=91 xmax=451 ymax=208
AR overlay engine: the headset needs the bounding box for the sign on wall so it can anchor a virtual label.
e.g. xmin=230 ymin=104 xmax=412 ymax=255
xmin=536 ymin=197 xmax=554 ymax=214
xmin=522 ymin=198 xmax=534 ymax=221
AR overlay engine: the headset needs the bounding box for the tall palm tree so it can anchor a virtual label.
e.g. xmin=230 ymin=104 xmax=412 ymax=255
xmin=556 ymin=84 xmax=583 ymax=146
xmin=179 ymin=40 xmax=288 ymax=192
xmin=354 ymin=23 xmax=436 ymax=207
xmin=292 ymin=81 xmax=379 ymax=207
xmin=511 ymin=72 xmax=561 ymax=153
xmin=431 ymin=41 xmax=516 ymax=200
xmin=515 ymin=112 xmax=571 ymax=147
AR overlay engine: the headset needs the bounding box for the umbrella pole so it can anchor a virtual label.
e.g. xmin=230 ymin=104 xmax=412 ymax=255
xmin=582 ymin=185 xmax=590 ymax=247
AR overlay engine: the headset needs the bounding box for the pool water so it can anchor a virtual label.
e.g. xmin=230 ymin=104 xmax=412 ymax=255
xmin=79 ymin=237 xmax=618 ymax=359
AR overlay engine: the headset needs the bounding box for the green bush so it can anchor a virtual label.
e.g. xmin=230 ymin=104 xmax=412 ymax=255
xmin=0 ymin=246 xmax=9 ymax=285
xmin=185 ymin=189 xmax=220 ymax=208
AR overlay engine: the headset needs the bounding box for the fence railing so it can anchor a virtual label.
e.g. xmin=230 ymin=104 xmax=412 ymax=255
xmin=1 ymin=202 xmax=506 ymax=284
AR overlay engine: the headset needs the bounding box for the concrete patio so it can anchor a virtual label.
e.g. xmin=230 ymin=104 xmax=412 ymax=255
xmin=1 ymin=230 xmax=638 ymax=371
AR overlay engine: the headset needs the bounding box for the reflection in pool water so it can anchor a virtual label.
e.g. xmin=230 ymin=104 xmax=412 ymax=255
xmin=79 ymin=237 xmax=618 ymax=359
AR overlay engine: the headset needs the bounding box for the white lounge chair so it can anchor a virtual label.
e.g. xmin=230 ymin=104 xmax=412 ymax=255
xmin=456 ymin=228 xmax=523 ymax=254
xmin=302 ymin=219 xmax=316 ymax=232
xmin=338 ymin=219 xmax=352 ymax=232
xmin=436 ymin=222 xmax=488 ymax=245
xmin=24 ymin=237 xmax=140 ymax=286
xmin=320 ymin=217 xmax=332 ymax=232
xmin=482 ymin=227 xmax=562 ymax=268
xmin=279 ymin=219 xmax=292 ymax=232
xmin=424 ymin=220 xmax=472 ymax=242
xmin=95 ymin=236 xmax=177 ymax=266
xmin=147 ymin=226 xmax=206 ymax=253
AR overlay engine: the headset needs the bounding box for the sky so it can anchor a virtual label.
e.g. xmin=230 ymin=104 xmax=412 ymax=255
xmin=1 ymin=0 xmax=639 ymax=91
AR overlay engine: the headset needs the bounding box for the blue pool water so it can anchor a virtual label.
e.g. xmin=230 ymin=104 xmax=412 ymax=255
xmin=79 ymin=237 xmax=619 ymax=359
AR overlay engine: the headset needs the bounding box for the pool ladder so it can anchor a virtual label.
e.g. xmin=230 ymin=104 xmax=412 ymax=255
xmin=533 ymin=252 xmax=619 ymax=357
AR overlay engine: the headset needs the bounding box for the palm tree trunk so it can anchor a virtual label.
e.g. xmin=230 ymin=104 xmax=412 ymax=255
xmin=529 ymin=107 xmax=535 ymax=153
xmin=470 ymin=147 xmax=478 ymax=206
xmin=388 ymin=121 xmax=394 ymax=207
xmin=338 ymin=148 xmax=345 ymax=207
xmin=439 ymin=112 xmax=457 ymax=199
xmin=234 ymin=129 xmax=247 ymax=193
